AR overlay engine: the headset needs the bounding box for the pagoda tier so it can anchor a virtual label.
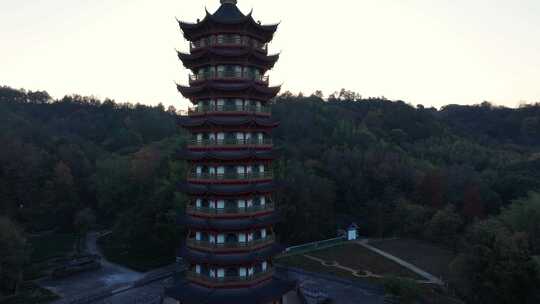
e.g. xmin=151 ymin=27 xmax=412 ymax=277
xmin=177 ymin=83 xmax=281 ymax=101
xmin=179 ymin=150 xmax=278 ymax=161
xmin=178 ymin=116 xmax=279 ymax=129
xmin=177 ymin=49 xmax=280 ymax=71
xmin=180 ymin=244 xmax=284 ymax=265
xmin=178 ymin=5 xmax=278 ymax=43
xmin=166 ymin=277 xmax=295 ymax=304
xmin=167 ymin=1 xmax=294 ymax=303
xmin=179 ymin=181 xmax=278 ymax=196
xmin=181 ymin=213 xmax=281 ymax=230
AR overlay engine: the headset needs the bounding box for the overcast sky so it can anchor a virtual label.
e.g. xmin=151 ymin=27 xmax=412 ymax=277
xmin=1 ymin=0 xmax=539 ymax=109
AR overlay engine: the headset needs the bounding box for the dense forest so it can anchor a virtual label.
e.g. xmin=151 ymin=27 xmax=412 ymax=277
xmin=1 ymin=86 xmax=540 ymax=303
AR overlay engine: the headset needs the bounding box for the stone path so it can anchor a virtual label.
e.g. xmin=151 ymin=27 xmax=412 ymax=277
xmin=356 ymin=241 xmax=444 ymax=285
xmin=40 ymin=232 xmax=144 ymax=302
xmin=303 ymin=254 xmax=384 ymax=279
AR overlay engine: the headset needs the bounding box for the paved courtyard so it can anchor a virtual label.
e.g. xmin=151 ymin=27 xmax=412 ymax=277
xmin=39 ymin=232 xmax=144 ymax=301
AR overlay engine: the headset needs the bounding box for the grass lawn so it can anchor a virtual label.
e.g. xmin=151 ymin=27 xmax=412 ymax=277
xmin=29 ymin=233 xmax=76 ymax=262
xmin=310 ymin=243 xmax=423 ymax=280
xmin=277 ymin=243 xmax=423 ymax=282
xmin=2 ymin=282 xmax=59 ymax=304
xmin=276 ymin=253 xmax=381 ymax=283
xmin=98 ymin=234 xmax=174 ymax=272
xmin=369 ymin=239 xmax=456 ymax=280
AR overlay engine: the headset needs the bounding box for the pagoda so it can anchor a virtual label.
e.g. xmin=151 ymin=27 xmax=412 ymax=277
xmin=164 ymin=1 xmax=295 ymax=303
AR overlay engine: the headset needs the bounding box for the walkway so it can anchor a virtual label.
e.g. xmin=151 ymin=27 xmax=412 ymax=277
xmin=303 ymin=254 xmax=383 ymax=279
xmin=39 ymin=232 xmax=145 ymax=303
xmin=356 ymin=241 xmax=444 ymax=285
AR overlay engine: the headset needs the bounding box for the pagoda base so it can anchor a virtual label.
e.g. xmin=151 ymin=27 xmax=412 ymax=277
xmin=164 ymin=276 xmax=296 ymax=304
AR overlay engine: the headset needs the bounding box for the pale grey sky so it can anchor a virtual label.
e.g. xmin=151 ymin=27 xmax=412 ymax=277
xmin=1 ymin=0 xmax=539 ymax=109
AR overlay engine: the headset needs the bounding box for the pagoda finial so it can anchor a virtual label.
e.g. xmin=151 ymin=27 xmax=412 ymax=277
xmin=221 ymin=0 xmax=237 ymax=4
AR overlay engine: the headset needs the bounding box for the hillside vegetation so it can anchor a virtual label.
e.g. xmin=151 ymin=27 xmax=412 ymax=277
xmin=1 ymin=86 xmax=540 ymax=302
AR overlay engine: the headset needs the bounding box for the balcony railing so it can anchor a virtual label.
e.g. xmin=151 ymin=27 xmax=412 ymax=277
xmin=188 ymin=104 xmax=271 ymax=115
xmin=189 ymin=72 xmax=269 ymax=84
xmin=188 ymin=138 xmax=273 ymax=147
xmin=186 ymin=203 xmax=275 ymax=216
xmin=186 ymin=235 xmax=275 ymax=251
xmin=186 ymin=268 xmax=273 ymax=286
xmin=190 ymin=40 xmax=268 ymax=52
xmin=188 ymin=171 xmax=273 ymax=181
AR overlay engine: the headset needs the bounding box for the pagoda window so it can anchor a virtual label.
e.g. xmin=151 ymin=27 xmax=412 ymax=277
xmin=217 ymin=234 xmax=225 ymax=244
xmin=246 ymin=165 xmax=253 ymax=174
xmin=245 ymin=132 xmax=252 ymax=141
xmin=238 ymin=233 xmax=247 ymax=243
xmin=217 ymin=132 xmax=225 ymax=142
xmin=195 ymin=264 xmax=201 ymax=274
xmin=195 ymin=199 xmax=202 ymax=208
xmin=236 ymin=132 xmax=244 ymax=141
xmin=257 ymin=132 xmax=264 ymax=142
xmin=248 ymin=267 xmax=254 ymax=276
xmin=209 ymin=200 xmax=216 ymax=209
xmin=260 ymin=196 xmax=266 ymax=206
xmin=217 ymin=166 xmax=225 ymax=176
xmin=195 ymin=231 xmax=202 ymax=241
xmin=239 ymin=267 xmax=247 ymax=277
xmin=195 ymin=166 xmax=202 ymax=175
xmin=248 ymin=232 xmax=254 ymax=242
xmin=225 ymin=233 xmax=236 ymax=243
xmin=236 ymin=166 xmax=245 ymax=175
xmin=225 ymin=268 xmax=236 ymax=277
xmin=261 ymin=228 xmax=267 ymax=239
xmin=209 ymin=234 xmax=216 ymax=244
xmin=216 ymin=200 xmax=225 ymax=209
xmin=217 ymin=99 xmax=225 ymax=107
xmin=209 ymin=133 xmax=216 ymax=141
xmin=217 ymin=268 xmax=225 ymax=278
xmin=246 ymin=199 xmax=253 ymax=207
xmin=262 ymin=261 xmax=268 ymax=271
xmin=209 ymin=269 xmax=216 ymax=278
xmin=238 ymin=199 xmax=246 ymax=209
xmin=259 ymin=165 xmax=265 ymax=173
xmin=225 ymin=200 xmax=235 ymax=209
xmin=235 ymin=99 xmax=243 ymax=107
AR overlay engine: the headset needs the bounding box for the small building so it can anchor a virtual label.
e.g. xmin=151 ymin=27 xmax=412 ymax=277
xmin=347 ymin=223 xmax=359 ymax=241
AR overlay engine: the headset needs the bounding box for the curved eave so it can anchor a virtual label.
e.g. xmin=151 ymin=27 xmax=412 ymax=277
xmin=179 ymin=181 xmax=279 ymax=196
xmin=165 ymin=277 xmax=295 ymax=304
xmin=180 ymin=242 xmax=284 ymax=265
xmin=180 ymin=212 xmax=281 ymax=231
xmin=178 ymin=13 xmax=278 ymax=42
xmin=177 ymin=50 xmax=280 ymax=70
xmin=178 ymin=116 xmax=279 ymax=128
xmin=178 ymin=150 xmax=278 ymax=161
xmin=177 ymin=83 xmax=281 ymax=99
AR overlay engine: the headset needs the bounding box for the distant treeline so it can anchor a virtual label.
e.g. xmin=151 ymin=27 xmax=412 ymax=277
xmin=1 ymin=86 xmax=540 ymax=302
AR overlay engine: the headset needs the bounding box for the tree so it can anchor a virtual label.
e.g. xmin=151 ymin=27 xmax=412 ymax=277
xmin=394 ymin=201 xmax=431 ymax=237
xmin=450 ymin=219 xmax=540 ymax=304
xmin=0 ymin=217 xmax=27 ymax=296
xmin=383 ymin=276 xmax=422 ymax=304
xmin=462 ymin=183 xmax=485 ymax=221
xmin=425 ymin=205 xmax=463 ymax=249
xmin=500 ymin=192 xmax=540 ymax=254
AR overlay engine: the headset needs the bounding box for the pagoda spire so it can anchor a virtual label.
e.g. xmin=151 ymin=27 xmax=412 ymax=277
xmin=221 ymin=0 xmax=237 ymax=4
